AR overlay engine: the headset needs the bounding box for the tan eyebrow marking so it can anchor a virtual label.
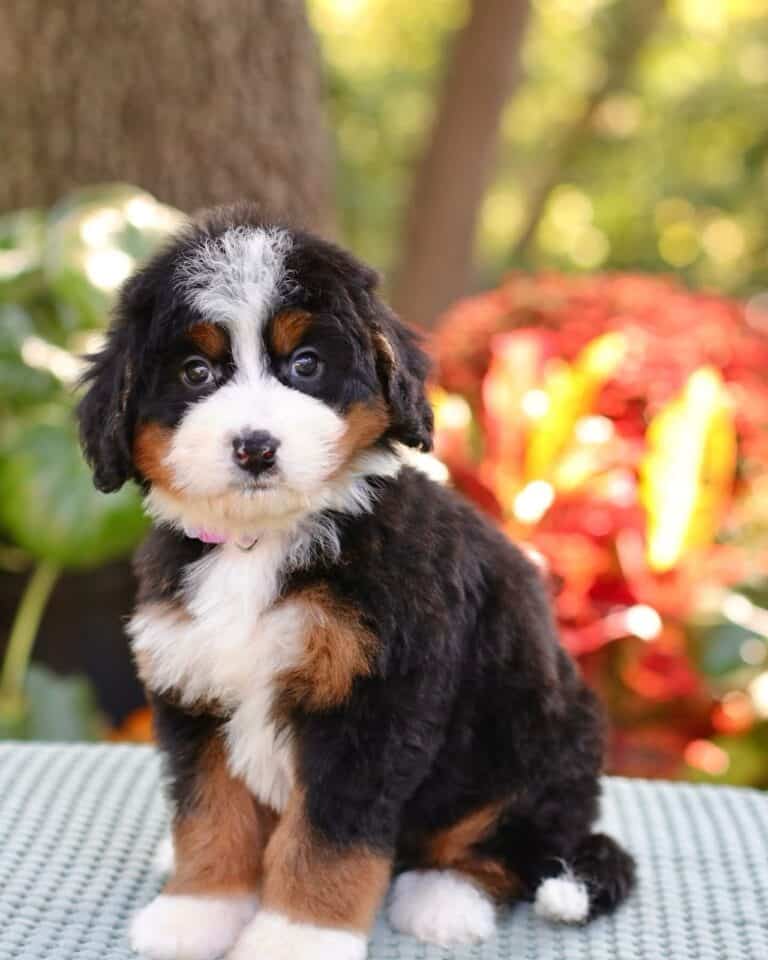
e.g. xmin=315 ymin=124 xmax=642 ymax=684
xmin=270 ymin=310 xmax=313 ymax=355
xmin=187 ymin=322 xmax=229 ymax=359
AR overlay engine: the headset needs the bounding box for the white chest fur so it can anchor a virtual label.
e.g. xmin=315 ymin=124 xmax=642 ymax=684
xmin=128 ymin=534 xmax=307 ymax=812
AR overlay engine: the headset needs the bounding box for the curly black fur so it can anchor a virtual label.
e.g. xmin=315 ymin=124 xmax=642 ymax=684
xmin=77 ymin=205 xmax=635 ymax=925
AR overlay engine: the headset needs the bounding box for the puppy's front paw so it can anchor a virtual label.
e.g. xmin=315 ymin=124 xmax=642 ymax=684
xmin=130 ymin=893 xmax=258 ymax=960
xmin=228 ymin=911 xmax=367 ymax=960
xmin=388 ymin=869 xmax=496 ymax=946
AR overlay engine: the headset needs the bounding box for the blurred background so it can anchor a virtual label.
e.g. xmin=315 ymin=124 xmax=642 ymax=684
xmin=1 ymin=0 xmax=767 ymax=785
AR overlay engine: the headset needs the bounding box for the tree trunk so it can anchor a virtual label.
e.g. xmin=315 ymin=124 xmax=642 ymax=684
xmin=0 ymin=0 xmax=334 ymax=232
xmin=0 ymin=0 xmax=334 ymax=734
xmin=511 ymin=0 xmax=666 ymax=262
xmin=392 ymin=0 xmax=532 ymax=330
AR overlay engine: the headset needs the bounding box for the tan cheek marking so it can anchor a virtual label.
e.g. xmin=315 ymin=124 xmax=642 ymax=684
xmin=262 ymin=790 xmax=390 ymax=932
xmin=133 ymin=423 xmax=177 ymax=491
xmin=187 ymin=322 xmax=228 ymax=358
xmin=427 ymin=803 xmax=520 ymax=901
xmin=165 ymin=736 xmax=278 ymax=896
xmin=274 ymin=587 xmax=374 ymax=716
xmin=271 ymin=310 xmax=313 ymax=355
xmin=337 ymin=400 xmax=390 ymax=465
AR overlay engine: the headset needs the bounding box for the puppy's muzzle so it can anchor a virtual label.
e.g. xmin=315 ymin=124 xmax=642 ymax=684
xmin=232 ymin=431 xmax=280 ymax=478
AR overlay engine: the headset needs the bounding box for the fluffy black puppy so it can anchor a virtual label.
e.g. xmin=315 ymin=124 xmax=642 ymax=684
xmin=78 ymin=204 xmax=634 ymax=960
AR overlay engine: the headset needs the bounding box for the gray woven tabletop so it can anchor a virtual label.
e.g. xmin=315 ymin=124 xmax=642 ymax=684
xmin=0 ymin=743 xmax=766 ymax=959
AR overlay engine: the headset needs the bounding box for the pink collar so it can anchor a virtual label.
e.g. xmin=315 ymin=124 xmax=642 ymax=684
xmin=185 ymin=527 xmax=259 ymax=551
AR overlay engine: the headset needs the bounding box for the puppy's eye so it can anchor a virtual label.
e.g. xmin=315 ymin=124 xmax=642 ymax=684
xmin=181 ymin=356 xmax=214 ymax=388
xmin=290 ymin=349 xmax=323 ymax=381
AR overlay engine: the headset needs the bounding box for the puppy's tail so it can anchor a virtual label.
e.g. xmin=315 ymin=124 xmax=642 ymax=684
xmin=533 ymin=833 xmax=635 ymax=924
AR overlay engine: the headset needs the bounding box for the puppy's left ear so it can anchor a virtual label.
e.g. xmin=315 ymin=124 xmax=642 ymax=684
xmin=77 ymin=270 xmax=152 ymax=492
xmin=371 ymin=303 xmax=434 ymax=452
xmin=77 ymin=325 xmax=138 ymax=492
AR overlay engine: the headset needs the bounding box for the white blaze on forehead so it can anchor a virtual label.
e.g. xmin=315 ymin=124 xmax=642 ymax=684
xmin=177 ymin=225 xmax=292 ymax=378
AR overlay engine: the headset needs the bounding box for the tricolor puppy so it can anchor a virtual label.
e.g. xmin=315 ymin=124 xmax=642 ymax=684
xmin=78 ymin=205 xmax=634 ymax=960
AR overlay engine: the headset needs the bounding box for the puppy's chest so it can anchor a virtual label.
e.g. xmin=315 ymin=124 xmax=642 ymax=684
xmin=129 ymin=539 xmax=306 ymax=811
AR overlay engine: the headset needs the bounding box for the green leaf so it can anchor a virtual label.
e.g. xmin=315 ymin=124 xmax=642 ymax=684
xmin=695 ymin=620 xmax=762 ymax=677
xmin=14 ymin=665 xmax=100 ymax=741
xmin=0 ymin=207 xmax=45 ymax=252
xmin=0 ymin=421 xmax=147 ymax=568
xmin=0 ymin=303 xmax=36 ymax=349
xmin=43 ymin=184 xmax=184 ymax=331
xmin=0 ymin=207 xmax=45 ymax=271
xmin=0 ymin=305 xmax=61 ymax=411
xmin=0 ymin=353 xmax=60 ymax=411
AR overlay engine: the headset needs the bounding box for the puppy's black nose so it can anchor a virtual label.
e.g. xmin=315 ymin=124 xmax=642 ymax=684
xmin=232 ymin=431 xmax=280 ymax=476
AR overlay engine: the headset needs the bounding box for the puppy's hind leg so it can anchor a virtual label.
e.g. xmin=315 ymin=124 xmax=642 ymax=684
xmin=389 ymin=868 xmax=498 ymax=946
xmin=474 ymin=782 xmax=635 ymax=925
xmin=389 ymin=804 xmax=520 ymax=946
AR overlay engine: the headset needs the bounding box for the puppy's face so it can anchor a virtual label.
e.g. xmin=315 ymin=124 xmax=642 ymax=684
xmin=78 ymin=210 xmax=432 ymax=534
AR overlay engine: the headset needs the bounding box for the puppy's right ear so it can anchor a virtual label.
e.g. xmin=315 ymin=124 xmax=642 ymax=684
xmin=77 ymin=273 xmax=150 ymax=492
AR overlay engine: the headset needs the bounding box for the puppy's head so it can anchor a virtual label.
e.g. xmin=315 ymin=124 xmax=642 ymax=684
xmin=77 ymin=205 xmax=432 ymax=533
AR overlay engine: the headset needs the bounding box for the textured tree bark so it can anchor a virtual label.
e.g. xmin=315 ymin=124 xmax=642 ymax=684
xmin=0 ymin=0 xmax=334 ymax=231
xmin=391 ymin=0 xmax=532 ymax=330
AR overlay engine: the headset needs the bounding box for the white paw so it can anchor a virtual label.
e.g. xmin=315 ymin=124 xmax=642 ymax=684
xmin=130 ymin=893 xmax=259 ymax=960
xmin=228 ymin=911 xmax=367 ymax=960
xmin=153 ymin=833 xmax=176 ymax=875
xmin=388 ymin=869 xmax=496 ymax=946
xmin=534 ymin=874 xmax=589 ymax=924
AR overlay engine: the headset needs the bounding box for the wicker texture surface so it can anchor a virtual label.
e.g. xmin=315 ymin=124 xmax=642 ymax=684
xmin=0 ymin=743 xmax=766 ymax=959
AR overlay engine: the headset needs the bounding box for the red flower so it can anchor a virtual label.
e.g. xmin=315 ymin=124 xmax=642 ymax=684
xmin=431 ymin=272 xmax=768 ymax=780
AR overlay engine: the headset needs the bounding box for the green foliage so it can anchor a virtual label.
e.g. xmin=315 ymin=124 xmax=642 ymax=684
xmin=696 ymin=620 xmax=760 ymax=677
xmin=0 ymin=184 xmax=182 ymax=567
xmin=0 ymin=306 xmax=59 ymax=410
xmin=512 ymin=0 xmax=768 ymax=294
xmin=309 ymin=0 xmax=466 ymax=274
xmin=311 ymin=0 xmax=768 ymax=298
xmin=0 ymin=423 xmax=148 ymax=568
xmin=0 ymin=666 xmax=101 ymax=741
xmin=0 ymin=185 xmax=182 ymax=738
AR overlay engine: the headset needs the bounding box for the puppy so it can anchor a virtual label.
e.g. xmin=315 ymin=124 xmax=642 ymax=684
xmin=78 ymin=205 xmax=634 ymax=960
